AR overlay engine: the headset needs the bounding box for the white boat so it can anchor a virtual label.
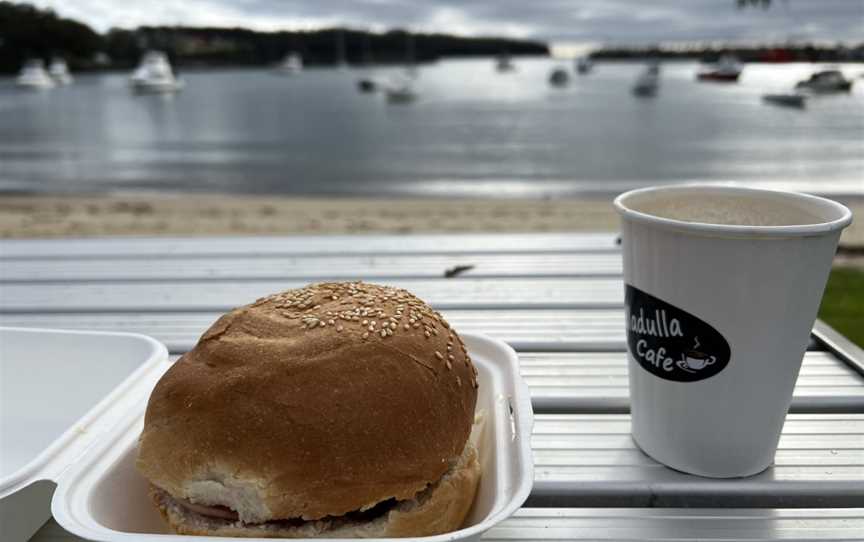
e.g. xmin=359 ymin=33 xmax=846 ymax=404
xmin=549 ymin=67 xmax=570 ymax=87
xmin=275 ymin=52 xmax=303 ymax=74
xmin=129 ymin=51 xmax=184 ymax=93
xmin=632 ymin=64 xmax=660 ymax=97
xmin=48 ymin=58 xmax=73 ymax=84
xmin=795 ymin=70 xmax=853 ymax=93
xmin=575 ymin=56 xmax=593 ymax=74
xmin=762 ymin=92 xmax=807 ymax=109
xmin=16 ymin=59 xmax=55 ymax=89
xmin=496 ymin=53 xmax=515 ymax=72
xmin=697 ymin=55 xmax=742 ymax=82
xmin=383 ymin=75 xmax=417 ymax=104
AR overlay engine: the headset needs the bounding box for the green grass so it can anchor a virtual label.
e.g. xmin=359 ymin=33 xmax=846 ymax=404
xmin=818 ymin=267 xmax=864 ymax=348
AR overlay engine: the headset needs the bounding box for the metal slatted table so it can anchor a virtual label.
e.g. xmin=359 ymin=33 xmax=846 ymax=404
xmin=2 ymin=233 xmax=862 ymax=541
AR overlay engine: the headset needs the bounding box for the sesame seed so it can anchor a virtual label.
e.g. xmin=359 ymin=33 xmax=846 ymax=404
xmin=328 ymin=319 xmax=335 ymax=325
xmin=404 ymin=324 xmax=410 ymax=330
xmin=446 ymin=360 xmax=452 ymax=370
xmin=367 ymin=325 xmax=374 ymax=332
xmin=380 ymin=330 xmax=387 ymax=337
xmin=362 ymin=332 xmax=369 ymax=339
xmin=448 ymin=354 xmax=455 ymax=361
xmin=456 ymin=376 xmax=462 ymax=387
xmin=424 ymin=331 xmax=431 ymax=338
xmin=336 ymin=326 xmax=344 ymax=332
xmin=362 ymin=320 xmax=368 ymax=325
xmin=435 ymin=351 xmax=444 ymax=360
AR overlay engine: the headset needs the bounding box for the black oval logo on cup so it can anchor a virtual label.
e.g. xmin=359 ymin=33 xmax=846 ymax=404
xmin=625 ymin=284 xmax=731 ymax=382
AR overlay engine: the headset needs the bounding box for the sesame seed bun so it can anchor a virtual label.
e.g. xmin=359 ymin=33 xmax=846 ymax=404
xmin=137 ymin=282 xmax=479 ymax=533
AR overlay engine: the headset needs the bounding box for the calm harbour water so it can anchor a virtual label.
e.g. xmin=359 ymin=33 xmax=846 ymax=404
xmin=0 ymin=58 xmax=862 ymax=198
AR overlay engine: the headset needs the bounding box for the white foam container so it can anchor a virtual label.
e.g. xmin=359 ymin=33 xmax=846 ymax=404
xmin=0 ymin=327 xmax=171 ymax=542
xmin=2 ymin=328 xmax=533 ymax=542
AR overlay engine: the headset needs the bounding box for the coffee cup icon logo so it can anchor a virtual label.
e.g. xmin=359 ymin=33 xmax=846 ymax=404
xmin=674 ymin=337 xmax=717 ymax=372
xmin=678 ymin=350 xmax=717 ymax=372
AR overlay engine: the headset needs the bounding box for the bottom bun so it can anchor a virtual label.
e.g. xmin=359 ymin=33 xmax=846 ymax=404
xmin=152 ymin=442 xmax=481 ymax=538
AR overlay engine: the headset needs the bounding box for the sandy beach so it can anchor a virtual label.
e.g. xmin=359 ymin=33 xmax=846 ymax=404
xmin=1 ymin=194 xmax=862 ymax=247
xmin=0 ymin=194 xmax=625 ymax=237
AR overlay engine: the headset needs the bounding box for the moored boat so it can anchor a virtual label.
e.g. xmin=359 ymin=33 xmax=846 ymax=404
xmin=549 ymin=67 xmax=570 ymax=87
xmin=575 ymin=56 xmax=593 ymax=74
xmin=275 ymin=52 xmax=303 ymax=75
xmin=16 ymin=59 xmax=55 ymax=89
xmin=48 ymin=58 xmax=73 ymax=85
xmin=130 ymin=51 xmax=184 ymax=93
xmin=795 ymin=70 xmax=853 ymax=93
xmin=697 ymin=55 xmax=742 ymax=82
xmin=762 ymin=93 xmax=807 ymax=108
xmin=632 ymin=64 xmax=660 ymax=97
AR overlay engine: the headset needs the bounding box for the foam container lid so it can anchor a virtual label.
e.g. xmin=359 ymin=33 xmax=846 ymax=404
xmin=2 ymin=329 xmax=533 ymax=541
xmin=0 ymin=327 xmax=171 ymax=542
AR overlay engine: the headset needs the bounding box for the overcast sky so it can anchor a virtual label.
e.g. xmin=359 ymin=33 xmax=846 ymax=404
xmin=24 ymin=0 xmax=864 ymax=44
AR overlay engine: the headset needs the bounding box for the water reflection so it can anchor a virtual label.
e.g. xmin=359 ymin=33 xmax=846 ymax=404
xmin=0 ymin=58 xmax=861 ymax=197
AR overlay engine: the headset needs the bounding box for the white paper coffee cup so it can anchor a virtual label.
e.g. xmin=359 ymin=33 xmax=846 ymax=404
xmin=614 ymin=185 xmax=852 ymax=478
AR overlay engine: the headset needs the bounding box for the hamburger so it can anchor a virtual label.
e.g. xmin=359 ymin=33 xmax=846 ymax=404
xmin=137 ymin=281 xmax=481 ymax=538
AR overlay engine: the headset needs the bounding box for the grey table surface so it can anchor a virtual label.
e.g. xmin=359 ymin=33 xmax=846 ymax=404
xmin=2 ymin=233 xmax=862 ymax=541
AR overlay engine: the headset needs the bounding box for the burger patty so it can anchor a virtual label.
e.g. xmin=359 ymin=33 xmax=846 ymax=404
xmin=150 ymin=486 xmax=399 ymax=527
xmin=175 ymin=499 xmax=239 ymax=521
xmin=170 ymin=489 xmax=398 ymax=526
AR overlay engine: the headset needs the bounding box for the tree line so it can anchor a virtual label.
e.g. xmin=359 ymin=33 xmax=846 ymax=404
xmin=0 ymin=2 xmax=548 ymax=73
xmin=592 ymin=44 xmax=864 ymax=63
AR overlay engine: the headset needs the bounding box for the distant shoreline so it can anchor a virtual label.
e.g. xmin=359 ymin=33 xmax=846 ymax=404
xmin=11 ymin=56 xmax=864 ymax=77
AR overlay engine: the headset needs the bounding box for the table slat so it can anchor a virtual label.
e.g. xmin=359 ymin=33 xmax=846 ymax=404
xmin=522 ymin=352 xmax=864 ymax=413
xmin=30 ymin=508 xmax=864 ymax=542
xmin=0 ymin=310 xmax=625 ymax=352
xmin=0 ymin=279 xmax=624 ymax=312
xmin=0 ymin=253 xmax=623 ymax=282
xmin=0 ymin=233 xmax=619 ymax=259
xmin=530 ymin=414 xmax=864 ymax=507
xmin=485 ymin=508 xmax=864 ymax=541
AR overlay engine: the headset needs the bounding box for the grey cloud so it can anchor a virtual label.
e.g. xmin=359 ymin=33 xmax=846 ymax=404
xmin=29 ymin=0 xmax=864 ymax=42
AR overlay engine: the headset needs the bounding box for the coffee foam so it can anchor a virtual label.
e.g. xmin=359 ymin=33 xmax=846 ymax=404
xmin=631 ymin=194 xmax=826 ymax=227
